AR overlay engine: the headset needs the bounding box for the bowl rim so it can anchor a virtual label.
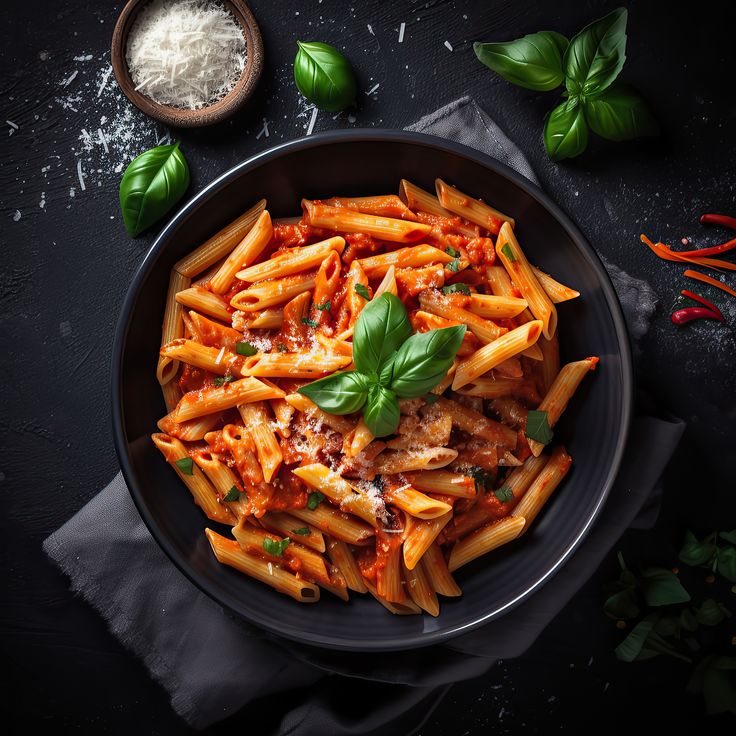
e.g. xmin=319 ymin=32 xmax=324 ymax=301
xmin=111 ymin=129 xmax=634 ymax=651
xmin=111 ymin=0 xmax=264 ymax=128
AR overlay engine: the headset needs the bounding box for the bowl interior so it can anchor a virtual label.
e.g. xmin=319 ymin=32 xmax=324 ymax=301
xmin=114 ymin=131 xmax=631 ymax=651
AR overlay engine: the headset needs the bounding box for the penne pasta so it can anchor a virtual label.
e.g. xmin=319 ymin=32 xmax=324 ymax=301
xmin=374 ymin=447 xmax=459 ymax=475
xmin=157 ymin=270 xmax=191 ymax=385
xmin=323 ymin=194 xmax=418 ymax=220
xmin=237 ymin=402 xmax=282 ymax=483
xmin=383 ymin=485 xmax=453 ymax=520
xmin=418 ymin=289 xmax=507 ymax=344
xmin=402 ymin=558 xmax=439 ymax=616
xmin=175 ymin=286 xmax=232 ymax=323
xmin=403 ymin=470 xmax=476 ymax=499
xmin=326 ymin=537 xmax=368 ymax=593
xmin=435 ymin=178 xmax=515 ymax=234
xmin=531 ymin=266 xmax=580 ymax=304
xmin=160 ymin=338 xmax=242 ymax=376
xmin=467 ymin=293 xmax=528 ymax=319
xmin=448 ymin=515 xmax=526 ymax=572
xmin=230 ymin=272 xmax=317 ymax=312
xmin=403 ymin=512 xmax=452 ymax=570
xmin=421 ymin=541 xmax=462 ymax=596
xmin=289 ymin=503 xmax=375 ymax=545
xmin=356 ymin=245 xmax=453 ymax=279
xmin=260 ymin=511 xmax=325 ymax=552
xmin=240 ymin=352 xmax=351 ymax=379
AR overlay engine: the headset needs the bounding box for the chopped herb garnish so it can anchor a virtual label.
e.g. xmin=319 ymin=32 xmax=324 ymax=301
xmin=307 ymin=491 xmax=326 ymax=510
xmin=316 ymin=301 xmax=332 ymax=312
xmin=175 ymin=457 xmax=194 ymax=475
xmin=525 ymin=409 xmax=554 ymax=444
xmin=354 ymin=283 xmax=371 ymax=300
xmin=446 ymin=246 xmax=460 ymax=257
xmin=501 ymin=243 xmax=516 ymax=262
xmin=223 ymin=485 xmax=242 ymax=502
xmin=277 ymin=343 xmax=288 ymax=352
xmin=301 ymin=317 xmax=318 ymax=328
xmin=236 ymin=341 xmax=258 ymax=356
xmin=442 ymin=283 xmax=471 ymax=296
xmin=424 ymin=393 xmax=440 ymax=405
xmin=447 ymin=258 xmax=461 ymax=273
xmin=468 ymin=466 xmax=494 ymax=492
xmin=263 ymin=537 xmax=290 ymax=556
xmin=214 ymin=375 xmax=235 ymax=387
xmin=495 ymin=486 xmax=514 ymax=503
xmin=291 ymin=527 xmax=311 ymax=536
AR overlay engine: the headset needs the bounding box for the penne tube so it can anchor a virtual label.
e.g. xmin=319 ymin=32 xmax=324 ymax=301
xmin=260 ymin=511 xmax=325 ymax=552
xmin=511 ymin=446 xmax=572 ymax=530
xmin=448 ymin=515 xmax=526 ymax=572
xmin=421 ymin=541 xmax=462 ymax=596
xmin=176 ymin=286 xmax=232 ymax=323
xmin=230 ymin=272 xmax=316 ymax=312
xmin=292 ymin=464 xmax=383 ymax=527
xmin=174 ymin=199 xmax=267 ymax=277
xmin=158 ymin=411 xmax=221 ymax=442
xmin=233 ymin=308 xmax=283 ymax=330
xmin=531 ymin=266 xmax=580 ymax=303
xmin=313 ymin=333 xmax=353 ymax=358
xmin=435 ymin=178 xmax=514 ymax=234
xmin=364 ymin=581 xmax=421 ymax=615
xmin=454 ymin=375 xmax=523 ymax=399
xmin=323 ymin=194 xmax=418 ymax=220
xmin=452 ymin=321 xmax=543 ymax=390
xmin=173 ymin=377 xmax=285 ymax=422
xmin=403 ymin=512 xmax=452 ymax=570
xmin=402 ymin=558 xmax=439 ymax=616
xmin=284 ymin=393 xmax=354 ymax=435
xmin=374 ymin=447 xmax=459 ymax=475
xmin=527 ymin=357 xmax=598 ymax=456
xmin=209 ymin=210 xmax=273 ymax=294
xmin=399 ymin=178 xmax=456 ymax=219
xmin=187 ymin=310 xmax=242 ymax=349
xmin=342 ymin=417 xmax=374 ymax=458
xmin=376 ymin=537 xmax=406 ymax=602
xmin=539 ymin=333 xmax=560 ymax=393
xmin=326 ymin=537 xmax=368 ymax=593
xmin=289 ymin=503 xmax=375 ymax=545
xmin=160 ymin=338 xmax=242 ymax=376
xmin=383 ymin=485 xmax=453 ymax=520
xmin=495 ymin=222 xmax=557 ymax=340
xmin=205 ymin=529 xmax=320 ymax=602
xmin=334 ymin=259 xmax=370 ymax=338
xmin=235 ymin=236 xmax=345 ymax=282
xmin=356 ymin=245 xmax=453 ymax=279
xmin=193 ymin=450 xmax=250 ymax=521
xmin=418 ymin=289 xmax=506 ymax=344
xmin=269 ymin=398 xmax=294 ymax=438
xmin=467 ymin=293 xmax=528 ymax=319
xmin=237 ymin=402 xmax=282 ymax=483
xmin=373 ymin=264 xmax=398 ymax=298
xmin=403 ymin=470 xmax=476 ymax=499
xmin=312 ymin=250 xmax=342 ymax=324
xmin=157 ymin=270 xmax=191 ymax=385
xmin=302 ymin=199 xmax=431 ymax=243
xmin=152 ymin=433 xmax=234 ymax=524
xmin=432 ymin=397 xmax=518 ymax=447
xmin=161 ymin=380 xmax=183 ymax=413
xmin=240 ymin=352 xmax=351 ymax=379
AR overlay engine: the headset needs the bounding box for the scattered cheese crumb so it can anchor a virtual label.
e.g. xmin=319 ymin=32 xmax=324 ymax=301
xmin=367 ymin=23 xmax=374 ymax=35
xmin=76 ymin=160 xmax=86 ymax=191
xmin=96 ymin=65 xmax=113 ymax=98
xmin=398 ymin=22 xmax=406 ymax=43
xmin=306 ymin=106 xmax=318 ymax=136
xmin=444 ymin=40 xmax=453 ymax=51
xmin=12 ymin=210 xmax=21 ymax=222
xmin=256 ymin=117 xmax=270 ymax=139
xmin=62 ymin=70 xmax=78 ymax=87
xmin=6 ymin=120 xmax=18 ymax=130
xmin=366 ymin=83 xmax=380 ymax=95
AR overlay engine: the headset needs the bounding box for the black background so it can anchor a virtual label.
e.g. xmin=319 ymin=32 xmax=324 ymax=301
xmin=2 ymin=0 xmax=735 ymax=733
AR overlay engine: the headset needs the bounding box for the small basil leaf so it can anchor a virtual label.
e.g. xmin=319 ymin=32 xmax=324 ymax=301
xmin=294 ymin=41 xmax=357 ymax=112
xmin=222 ymin=485 xmax=242 ymax=502
xmin=297 ymin=371 xmax=370 ymax=414
xmin=263 ymin=537 xmax=290 ymax=556
xmin=604 ymin=587 xmax=640 ymax=620
xmin=639 ymin=567 xmax=691 ymax=607
xmin=236 ymin=341 xmax=258 ymax=356
xmin=442 ymin=283 xmax=471 ymax=296
xmin=494 ymin=486 xmax=514 ymax=503
xmin=525 ymin=410 xmax=554 ymax=445
xmin=175 ymin=457 xmax=194 ymax=475
xmin=584 ymin=84 xmax=659 ymax=141
xmin=378 ymin=356 xmax=395 ymax=387
xmin=717 ymin=547 xmax=736 ymax=582
xmin=363 ymin=385 xmax=400 ymax=437
xmin=687 ymin=656 xmax=736 ymax=716
xmin=307 ymin=491 xmax=326 ymax=510
xmin=719 ymin=529 xmax=736 ymax=545
xmin=679 ymin=530 xmax=717 ymax=567
xmin=544 ymin=97 xmax=589 ymax=161
xmin=291 ymin=527 xmax=311 ymax=536
xmin=614 ymin=613 xmax=660 ymax=662
xmin=564 ymin=7 xmax=627 ymax=97
xmin=695 ymin=599 xmax=731 ymax=627
xmin=120 ymin=141 xmax=190 ymax=237
xmin=473 ymin=31 xmax=569 ymax=91
xmin=354 ymin=283 xmax=371 ymax=300
xmin=679 ymin=608 xmax=699 ymax=632
xmin=389 ymin=325 xmax=466 ymax=398
xmin=353 ymin=293 xmax=412 ymax=375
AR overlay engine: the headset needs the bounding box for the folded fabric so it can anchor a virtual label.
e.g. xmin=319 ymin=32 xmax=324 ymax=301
xmin=43 ymin=96 xmax=684 ymax=734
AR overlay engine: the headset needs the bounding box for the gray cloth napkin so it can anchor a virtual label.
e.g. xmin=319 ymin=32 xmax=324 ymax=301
xmin=43 ymin=96 xmax=684 ymax=734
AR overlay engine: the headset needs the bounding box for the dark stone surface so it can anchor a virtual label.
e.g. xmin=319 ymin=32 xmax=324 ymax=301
xmin=2 ymin=0 xmax=734 ymax=733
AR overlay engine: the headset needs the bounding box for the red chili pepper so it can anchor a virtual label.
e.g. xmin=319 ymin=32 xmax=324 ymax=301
xmin=677 ymin=237 xmax=736 ymax=258
xmin=680 ymin=289 xmax=725 ymax=321
xmin=671 ymin=307 xmax=724 ymax=325
xmin=700 ymin=213 xmax=736 ymax=231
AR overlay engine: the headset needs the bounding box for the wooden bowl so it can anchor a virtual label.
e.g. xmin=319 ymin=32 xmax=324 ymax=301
xmin=111 ymin=0 xmax=264 ymax=128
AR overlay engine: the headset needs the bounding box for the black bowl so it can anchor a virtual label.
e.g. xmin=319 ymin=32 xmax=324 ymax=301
xmin=112 ymin=130 xmax=633 ymax=651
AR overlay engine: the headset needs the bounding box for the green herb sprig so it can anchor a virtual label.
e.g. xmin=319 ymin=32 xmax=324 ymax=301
xmin=474 ymin=8 xmax=658 ymax=161
xmin=297 ymin=293 xmax=465 ymax=437
xmin=294 ymin=41 xmax=357 ymax=112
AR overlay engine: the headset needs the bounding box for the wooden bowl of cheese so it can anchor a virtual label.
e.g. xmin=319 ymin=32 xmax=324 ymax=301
xmin=111 ymin=0 xmax=263 ymax=128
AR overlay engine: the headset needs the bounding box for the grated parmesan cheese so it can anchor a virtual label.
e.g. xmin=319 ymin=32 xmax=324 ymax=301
xmin=126 ymin=0 xmax=247 ymax=110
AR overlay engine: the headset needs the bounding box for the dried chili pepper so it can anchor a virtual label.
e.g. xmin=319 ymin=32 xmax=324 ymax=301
xmin=700 ymin=213 xmax=736 ymax=230
xmin=671 ymin=307 xmax=724 ymax=325
xmin=677 ymin=237 xmax=736 ymax=258
xmin=680 ymin=289 xmax=725 ymax=321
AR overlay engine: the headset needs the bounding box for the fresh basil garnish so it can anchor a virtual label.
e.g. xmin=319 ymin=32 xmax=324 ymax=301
xmin=474 ymin=30 xmax=569 ymax=91
xmin=294 ymin=41 xmax=357 ymax=112
xmin=494 ymin=486 xmax=514 ymax=503
xmin=447 ymin=258 xmax=461 ymax=273
xmin=307 ymin=491 xmax=326 ymax=510
xmin=236 ymin=341 xmax=258 ymax=356
xmin=500 ymin=243 xmax=516 ymax=262
xmin=316 ymin=300 xmax=331 ymax=311
xmin=363 ymin=385 xmax=401 ymax=437
xmin=223 ymin=485 xmax=242 ymax=502
xmin=352 ymin=293 xmax=412 ymax=375
xmin=354 ymin=283 xmax=371 ymax=300
xmin=119 ymin=141 xmax=189 ymax=237
xmin=291 ymin=527 xmax=311 ymax=536
xmin=445 ymin=246 xmax=460 ymax=257
xmin=298 ymin=371 xmax=370 ymax=414
xmin=263 ymin=537 xmax=290 ymax=556
xmin=214 ymin=375 xmax=235 ymax=387
xmin=175 ymin=457 xmax=194 ymax=475
xmin=584 ymin=84 xmax=659 ymax=141
xmin=544 ymin=98 xmax=589 ymax=162
xmin=525 ymin=410 xmax=554 ymax=444
xmin=424 ymin=393 xmax=439 ymax=405
xmin=442 ymin=283 xmax=471 ymax=296
xmin=301 ymin=317 xmax=318 ymax=328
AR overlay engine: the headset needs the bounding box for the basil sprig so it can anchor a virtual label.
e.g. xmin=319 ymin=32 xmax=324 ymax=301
xmin=119 ymin=141 xmax=190 ymax=236
xmin=294 ymin=41 xmax=357 ymax=112
xmin=298 ymin=293 xmax=465 ymax=437
xmin=474 ymin=7 xmax=658 ymax=161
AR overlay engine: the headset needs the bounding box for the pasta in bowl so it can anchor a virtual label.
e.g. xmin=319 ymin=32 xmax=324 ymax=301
xmin=151 ymin=178 xmax=599 ymax=616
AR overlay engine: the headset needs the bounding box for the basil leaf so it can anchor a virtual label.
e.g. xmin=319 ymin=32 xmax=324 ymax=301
xmin=717 ymin=547 xmax=736 ymax=582
xmin=679 ymin=608 xmax=699 ymax=632
xmin=441 ymin=283 xmax=471 ymax=296
xmin=687 ymin=656 xmax=736 ymax=716
xmin=525 ymin=410 xmax=554 ymax=444
xmin=494 ymin=486 xmax=514 ymax=503
xmin=301 ymin=317 xmax=318 ymax=328
xmin=354 ymin=283 xmax=371 ymax=300
xmin=363 ymin=385 xmax=400 ymax=437
xmin=424 ymin=393 xmax=439 ymax=405
xmin=446 ymin=246 xmax=460 ymax=257
xmin=236 ymin=341 xmax=258 ymax=356
xmin=222 ymin=486 xmax=242 ymax=502
xmin=447 ymin=258 xmax=461 ymax=273
xmin=119 ymin=141 xmax=190 ymax=237
xmin=316 ymin=300 xmax=331 ymax=311
xmin=679 ymin=530 xmax=717 ymax=567
xmin=291 ymin=527 xmax=311 ymax=536
xmin=297 ymin=371 xmax=370 ymax=414
xmin=719 ymin=530 xmax=736 ymax=545
xmin=564 ymin=7 xmax=627 ymax=97
xmin=294 ymin=41 xmax=357 ymax=112
xmin=639 ymin=567 xmax=691 ymax=607
xmin=696 ymin=599 xmax=731 ymax=627
xmin=544 ymin=97 xmax=589 ymax=161
xmin=389 ymin=325 xmax=466 ymax=398
xmin=378 ymin=357 xmax=395 ymax=387
xmin=353 ymin=293 xmax=412 ymax=375
xmin=473 ymin=31 xmax=569 ymax=91
xmin=263 ymin=537 xmax=290 ymax=556
xmin=500 ymin=243 xmax=516 ymax=262
xmin=604 ymin=587 xmax=640 ymax=621
xmin=175 ymin=457 xmax=194 ymax=475
xmin=213 ymin=375 xmax=235 ymax=386
xmin=307 ymin=491 xmax=326 ymax=510
xmin=614 ymin=612 xmax=660 ymax=662
xmin=468 ymin=466 xmax=494 ymax=492
xmin=584 ymin=84 xmax=659 ymax=141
